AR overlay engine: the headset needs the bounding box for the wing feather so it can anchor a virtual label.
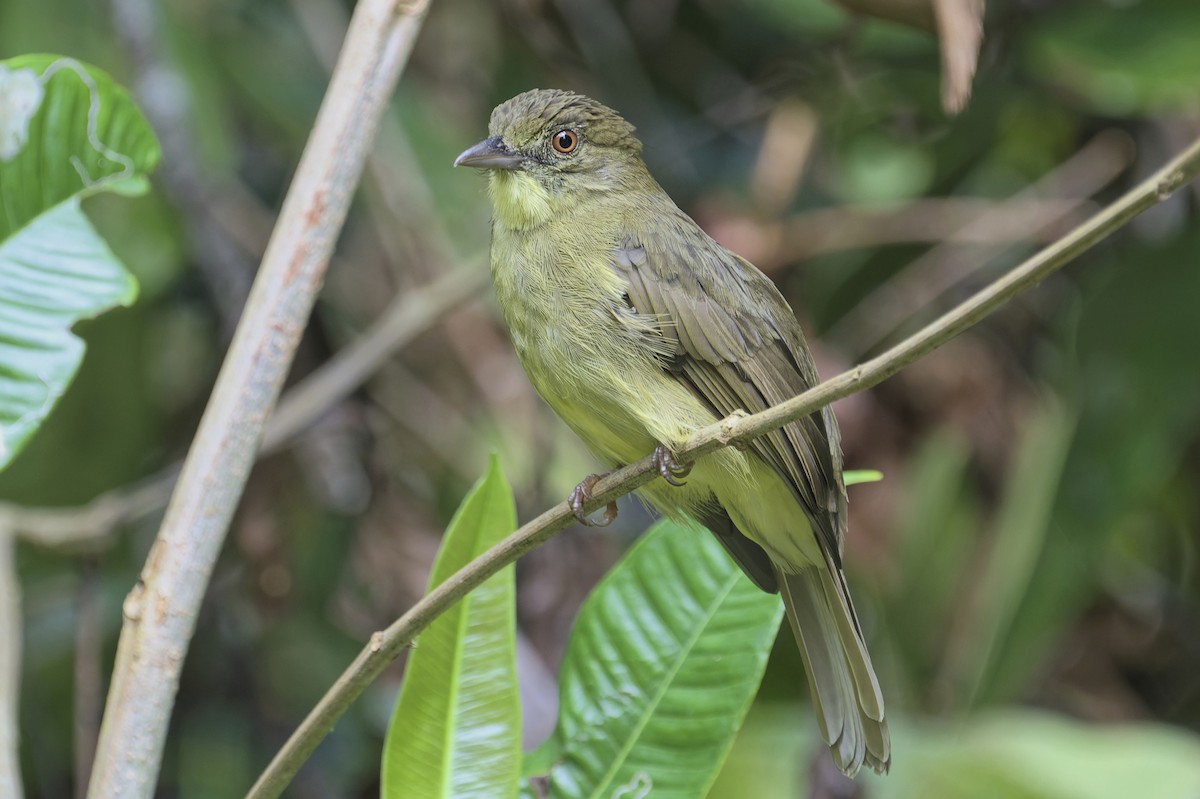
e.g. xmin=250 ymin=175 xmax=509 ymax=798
xmin=612 ymin=215 xmax=847 ymax=565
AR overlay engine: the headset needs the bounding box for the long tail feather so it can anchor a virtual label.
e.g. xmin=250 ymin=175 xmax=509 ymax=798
xmin=777 ymin=561 xmax=890 ymax=777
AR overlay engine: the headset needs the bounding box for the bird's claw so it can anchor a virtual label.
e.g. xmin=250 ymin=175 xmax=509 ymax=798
xmin=568 ymin=474 xmax=618 ymax=527
xmin=653 ymin=444 xmax=692 ymax=487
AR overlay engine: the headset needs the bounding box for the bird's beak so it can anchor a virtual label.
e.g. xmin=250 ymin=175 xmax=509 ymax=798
xmin=454 ymin=136 xmax=523 ymax=170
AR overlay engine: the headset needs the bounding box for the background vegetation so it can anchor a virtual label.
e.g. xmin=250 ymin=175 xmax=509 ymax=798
xmin=2 ymin=0 xmax=1199 ymax=796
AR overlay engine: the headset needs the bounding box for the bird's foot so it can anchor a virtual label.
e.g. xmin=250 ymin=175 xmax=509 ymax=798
xmin=653 ymin=444 xmax=693 ymax=487
xmin=568 ymin=474 xmax=618 ymax=527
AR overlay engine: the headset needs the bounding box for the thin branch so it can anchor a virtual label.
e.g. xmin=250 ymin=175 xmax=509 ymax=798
xmin=262 ymin=266 xmax=487 ymax=454
xmin=86 ymin=1 xmax=434 ymax=795
xmin=0 ymin=467 xmax=178 ymax=554
xmin=716 ymin=197 xmax=1100 ymax=272
xmin=829 ymin=129 xmax=1134 ymax=351
xmin=247 ymin=131 xmax=1200 ymax=799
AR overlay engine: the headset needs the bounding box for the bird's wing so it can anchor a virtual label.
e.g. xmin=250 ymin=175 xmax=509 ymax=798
xmin=612 ymin=212 xmax=847 ymax=567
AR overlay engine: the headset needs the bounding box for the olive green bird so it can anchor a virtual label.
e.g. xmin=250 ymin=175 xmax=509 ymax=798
xmin=456 ymin=89 xmax=889 ymax=776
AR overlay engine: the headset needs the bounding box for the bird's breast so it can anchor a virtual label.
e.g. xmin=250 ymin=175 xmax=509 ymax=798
xmin=489 ymin=225 xmax=668 ymax=463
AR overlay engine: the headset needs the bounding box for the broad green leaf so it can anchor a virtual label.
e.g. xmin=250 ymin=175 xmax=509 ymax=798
xmin=0 ymin=198 xmax=137 ymax=468
xmin=381 ymin=455 xmax=521 ymax=799
xmin=524 ymin=519 xmax=783 ymax=799
xmin=0 ymin=55 xmax=159 ymax=234
xmin=0 ymin=54 xmax=159 ymax=470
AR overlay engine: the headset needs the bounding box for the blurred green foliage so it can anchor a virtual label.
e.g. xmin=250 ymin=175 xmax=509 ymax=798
xmin=2 ymin=0 xmax=1199 ymax=797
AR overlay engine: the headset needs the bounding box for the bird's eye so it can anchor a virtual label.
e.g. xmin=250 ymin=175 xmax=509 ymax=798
xmin=551 ymin=129 xmax=579 ymax=154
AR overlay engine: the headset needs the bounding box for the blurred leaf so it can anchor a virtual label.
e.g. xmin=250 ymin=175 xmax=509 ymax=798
xmin=993 ymin=230 xmax=1200 ymax=701
xmin=1025 ymin=1 xmax=1200 ymax=116
xmin=880 ymin=428 xmax=977 ymax=703
xmin=179 ymin=704 xmax=252 ymax=799
xmin=943 ymin=396 xmax=1076 ymax=708
xmin=522 ymin=519 xmax=783 ymax=799
xmin=742 ymin=0 xmax=849 ymax=35
xmin=0 ymin=54 xmax=158 ymax=470
xmin=875 ymin=713 xmax=1200 ymax=799
xmin=714 ymin=707 xmax=1200 ymax=799
xmin=838 ymin=134 xmax=935 ymax=203
xmin=381 ymin=455 xmax=520 ymax=799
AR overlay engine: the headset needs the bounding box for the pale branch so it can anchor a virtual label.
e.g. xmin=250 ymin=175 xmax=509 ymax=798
xmin=246 ymin=133 xmax=1200 ymax=799
xmin=85 ymin=1 xmax=434 ymax=796
xmin=0 ymin=467 xmax=178 ymax=554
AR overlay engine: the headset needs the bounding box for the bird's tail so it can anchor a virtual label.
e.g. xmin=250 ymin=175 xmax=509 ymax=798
xmin=777 ymin=560 xmax=890 ymax=777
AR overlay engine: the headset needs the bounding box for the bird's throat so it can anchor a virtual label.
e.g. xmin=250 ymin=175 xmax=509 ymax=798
xmin=487 ymin=170 xmax=554 ymax=230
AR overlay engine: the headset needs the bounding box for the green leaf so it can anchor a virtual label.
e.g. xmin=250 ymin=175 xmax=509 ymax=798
xmin=0 ymin=54 xmax=159 ymax=470
xmin=0 ymin=197 xmax=137 ymax=468
xmin=844 ymin=469 xmax=884 ymax=486
xmin=381 ymin=455 xmax=521 ymax=799
xmin=524 ymin=519 xmax=783 ymax=799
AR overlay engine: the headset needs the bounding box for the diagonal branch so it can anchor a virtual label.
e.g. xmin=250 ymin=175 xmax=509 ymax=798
xmin=85 ymin=0 xmax=434 ymax=795
xmin=246 ymin=133 xmax=1200 ymax=798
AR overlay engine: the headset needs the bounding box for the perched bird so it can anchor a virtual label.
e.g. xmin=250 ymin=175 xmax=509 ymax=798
xmin=455 ymin=89 xmax=889 ymax=776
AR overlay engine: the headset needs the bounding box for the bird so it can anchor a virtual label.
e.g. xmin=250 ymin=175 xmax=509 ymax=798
xmin=455 ymin=88 xmax=889 ymax=777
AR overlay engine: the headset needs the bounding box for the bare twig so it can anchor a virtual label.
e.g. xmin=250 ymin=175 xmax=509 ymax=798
xmin=86 ymin=1 xmax=434 ymax=795
xmin=1 ymin=467 xmax=178 ymax=554
xmin=0 ymin=529 xmax=21 ymax=799
xmin=247 ymin=128 xmax=1200 ymax=799
xmin=713 ymin=197 xmax=1095 ymax=271
xmin=830 ymin=129 xmax=1134 ymax=351
xmin=262 ymin=266 xmax=488 ymax=453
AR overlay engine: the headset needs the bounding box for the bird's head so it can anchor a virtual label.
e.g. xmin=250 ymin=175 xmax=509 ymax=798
xmin=455 ymin=89 xmax=646 ymax=230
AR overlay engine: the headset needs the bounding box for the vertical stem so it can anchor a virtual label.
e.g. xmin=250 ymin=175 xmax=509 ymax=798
xmin=0 ymin=528 xmax=23 ymax=799
xmin=86 ymin=1 xmax=433 ymax=795
xmin=74 ymin=560 xmax=103 ymax=798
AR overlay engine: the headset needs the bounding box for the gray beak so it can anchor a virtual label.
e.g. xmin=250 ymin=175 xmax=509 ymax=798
xmin=454 ymin=136 xmax=524 ymax=170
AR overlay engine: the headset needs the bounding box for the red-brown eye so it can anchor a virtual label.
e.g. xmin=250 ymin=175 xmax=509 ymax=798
xmin=551 ymin=129 xmax=579 ymax=154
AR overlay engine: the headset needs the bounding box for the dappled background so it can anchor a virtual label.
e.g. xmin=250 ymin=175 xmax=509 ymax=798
xmin=3 ymin=0 xmax=1199 ymax=796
